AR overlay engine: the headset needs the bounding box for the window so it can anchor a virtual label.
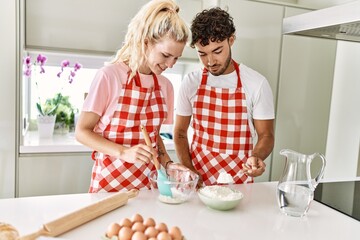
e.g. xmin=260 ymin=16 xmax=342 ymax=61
xmin=23 ymin=51 xmax=200 ymax=135
xmin=28 ymin=65 xmax=96 ymax=121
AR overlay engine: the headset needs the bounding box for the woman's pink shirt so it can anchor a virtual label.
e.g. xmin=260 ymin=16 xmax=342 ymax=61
xmin=82 ymin=62 xmax=174 ymax=133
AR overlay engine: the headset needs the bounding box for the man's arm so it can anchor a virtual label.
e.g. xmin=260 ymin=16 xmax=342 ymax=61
xmin=252 ymin=119 xmax=275 ymax=160
xmin=243 ymin=119 xmax=275 ymax=177
xmin=173 ymin=115 xmax=195 ymax=170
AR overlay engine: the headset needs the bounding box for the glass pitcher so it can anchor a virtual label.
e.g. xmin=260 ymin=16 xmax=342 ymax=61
xmin=276 ymin=149 xmax=326 ymax=217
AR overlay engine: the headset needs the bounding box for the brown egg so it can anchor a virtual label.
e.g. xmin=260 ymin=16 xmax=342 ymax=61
xmin=119 ymin=218 xmax=132 ymax=228
xmin=131 ymin=213 xmax=144 ymax=223
xmin=143 ymin=217 xmax=156 ymax=227
xmin=144 ymin=226 xmax=159 ymax=238
xmin=131 ymin=231 xmax=147 ymax=240
xmin=148 ymin=238 xmax=157 ymax=240
xmin=132 ymin=222 xmax=146 ymax=232
xmin=169 ymin=226 xmax=182 ymax=240
xmin=157 ymin=231 xmax=172 ymax=240
xmin=106 ymin=222 xmax=121 ymax=238
xmin=155 ymin=222 xmax=168 ymax=232
xmin=118 ymin=226 xmax=133 ymax=240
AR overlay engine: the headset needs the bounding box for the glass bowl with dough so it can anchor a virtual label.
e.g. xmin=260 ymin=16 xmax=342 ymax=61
xmin=148 ymin=168 xmax=199 ymax=204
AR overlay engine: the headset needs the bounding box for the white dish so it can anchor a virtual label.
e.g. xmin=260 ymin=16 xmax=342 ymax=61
xmin=198 ymin=185 xmax=243 ymax=211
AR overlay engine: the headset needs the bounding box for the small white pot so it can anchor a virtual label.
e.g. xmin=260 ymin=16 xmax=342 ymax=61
xmin=37 ymin=115 xmax=56 ymax=138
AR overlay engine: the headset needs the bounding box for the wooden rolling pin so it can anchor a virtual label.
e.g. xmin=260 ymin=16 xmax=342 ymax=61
xmin=19 ymin=189 xmax=138 ymax=240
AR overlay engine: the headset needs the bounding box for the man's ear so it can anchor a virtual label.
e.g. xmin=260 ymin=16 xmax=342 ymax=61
xmin=229 ymin=35 xmax=235 ymax=46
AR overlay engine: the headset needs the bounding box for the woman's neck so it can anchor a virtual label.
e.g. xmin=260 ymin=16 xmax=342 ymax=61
xmin=138 ymin=65 xmax=152 ymax=75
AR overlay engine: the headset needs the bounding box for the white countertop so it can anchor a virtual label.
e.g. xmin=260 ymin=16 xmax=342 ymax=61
xmin=1 ymin=182 xmax=359 ymax=240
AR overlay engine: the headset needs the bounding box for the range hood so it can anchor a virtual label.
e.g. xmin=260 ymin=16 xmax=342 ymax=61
xmin=283 ymin=1 xmax=360 ymax=42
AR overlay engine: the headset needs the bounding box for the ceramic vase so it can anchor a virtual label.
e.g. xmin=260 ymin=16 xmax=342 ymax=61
xmin=37 ymin=115 xmax=56 ymax=138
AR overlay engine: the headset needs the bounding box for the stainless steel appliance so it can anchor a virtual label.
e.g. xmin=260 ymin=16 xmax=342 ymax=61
xmin=314 ymin=180 xmax=360 ymax=221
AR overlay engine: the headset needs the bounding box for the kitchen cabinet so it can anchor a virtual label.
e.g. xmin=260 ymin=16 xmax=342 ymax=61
xmin=18 ymin=150 xmax=179 ymax=197
xmin=25 ymin=0 xmax=200 ymax=60
xmin=18 ymin=153 xmax=93 ymax=197
xmin=0 ymin=0 xmax=17 ymax=198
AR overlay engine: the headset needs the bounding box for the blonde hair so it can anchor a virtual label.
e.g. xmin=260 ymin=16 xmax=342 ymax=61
xmin=110 ymin=0 xmax=189 ymax=78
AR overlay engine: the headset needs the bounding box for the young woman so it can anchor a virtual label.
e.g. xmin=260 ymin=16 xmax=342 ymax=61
xmin=75 ymin=0 xmax=190 ymax=192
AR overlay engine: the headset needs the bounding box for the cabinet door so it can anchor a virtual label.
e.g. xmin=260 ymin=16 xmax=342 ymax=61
xmin=221 ymin=0 xmax=284 ymax=182
xmin=18 ymin=153 xmax=93 ymax=197
xmin=271 ymin=7 xmax=337 ymax=181
xmin=25 ymin=0 xmax=200 ymax=60
xmin=26 ymin=0 xmax=145 ymax=54
xmin=0 ymin=0 xmax=16 ymax=198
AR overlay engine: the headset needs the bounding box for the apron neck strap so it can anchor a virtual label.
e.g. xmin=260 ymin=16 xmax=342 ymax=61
xmin=127 ymin=72 xmax=160 ymax=89
xmin=152 ymin=74 xmax=160 ymax=89
xmin=127 ymin=72 xmax=142 ymax=87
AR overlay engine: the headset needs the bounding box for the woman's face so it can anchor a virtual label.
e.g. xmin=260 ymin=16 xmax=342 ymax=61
xmin=144 ymin=37 xmax=186 ymax=75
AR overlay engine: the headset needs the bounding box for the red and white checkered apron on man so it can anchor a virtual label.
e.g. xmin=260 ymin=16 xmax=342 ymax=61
xmin=89 ymin=72 xmax=167 ymax=192
xmin=191 ymin=60 xmax=253 ymax=185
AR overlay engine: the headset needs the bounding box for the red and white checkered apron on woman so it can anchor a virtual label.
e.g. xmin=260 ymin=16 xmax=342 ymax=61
xmin=89 ymin=72 xmax=167 ymax=192
xmin=191 ymin=60 xmax=253 ymax=185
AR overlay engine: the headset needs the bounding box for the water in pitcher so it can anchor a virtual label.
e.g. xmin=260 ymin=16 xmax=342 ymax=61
xmin=276 ymin=149 xmax=326 ymax=217
xmin=277 ymin=182 xmax=313 ymax=217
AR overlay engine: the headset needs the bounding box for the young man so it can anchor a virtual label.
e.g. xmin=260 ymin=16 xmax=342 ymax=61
xmin=174 ymin=7 xmax=275 ymax=186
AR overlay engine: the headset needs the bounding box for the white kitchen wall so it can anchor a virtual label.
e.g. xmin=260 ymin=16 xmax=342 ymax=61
xmin=270 ymin=7 xmax=337 ymax=181
xmin=325 ymin=41 xmax=360 ymax=180
xmin=0 ymin=0 xmax=17 ymax=198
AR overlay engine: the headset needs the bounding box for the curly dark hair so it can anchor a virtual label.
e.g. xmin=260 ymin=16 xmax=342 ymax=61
xmin=190 ymin=7 xmax=235 ymax=48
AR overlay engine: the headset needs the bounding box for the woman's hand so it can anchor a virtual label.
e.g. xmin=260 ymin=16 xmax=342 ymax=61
xmin=167 ymin=162 xmax=203 ymax=188
xmin=119 ymin=144 xmax=158 ymax=164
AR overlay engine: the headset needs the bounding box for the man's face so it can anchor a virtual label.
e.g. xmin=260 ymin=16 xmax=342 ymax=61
xmin=195 ymin=36 xmax=234 ymax=76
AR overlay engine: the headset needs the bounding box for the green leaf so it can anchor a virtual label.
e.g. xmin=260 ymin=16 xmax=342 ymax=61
xmin=36 ymin=102 xmax=44 ymax=116
xmin=46 ymin=104 xmax=59 ymax=116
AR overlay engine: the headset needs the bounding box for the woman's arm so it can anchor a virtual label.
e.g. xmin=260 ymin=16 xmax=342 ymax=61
xmin=75 ymin=111 xmax=154 ymax=164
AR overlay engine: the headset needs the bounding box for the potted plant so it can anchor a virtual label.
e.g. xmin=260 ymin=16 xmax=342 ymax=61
xmin=51 ymin=93 xmax=76 ymax=134
xmin=23 ymin=54 xmax=82 ymax=138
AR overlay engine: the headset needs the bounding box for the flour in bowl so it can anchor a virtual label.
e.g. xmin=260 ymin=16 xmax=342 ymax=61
xmin=217 ymin=172 xmax=234 ymax=184
xmin=158 ymin=188 xmax=189 ymax=204
xmin=199 ymin=186 xmax=243 ymax=201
